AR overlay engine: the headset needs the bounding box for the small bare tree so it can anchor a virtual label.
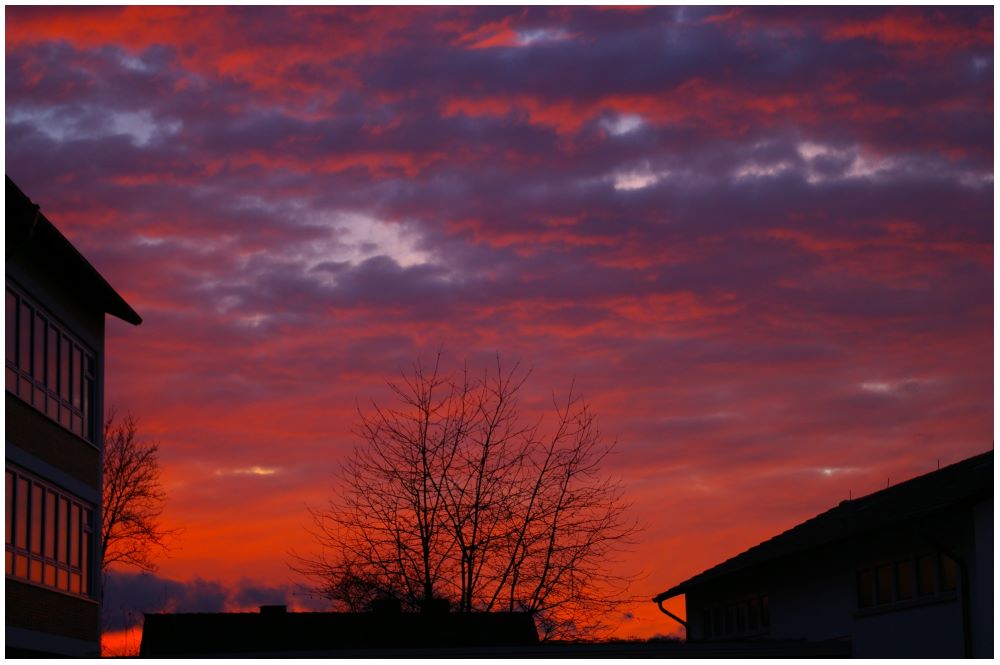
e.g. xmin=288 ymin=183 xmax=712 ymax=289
xmin=102 ymin=411 xmax=178 ymax=572
xmin=293 ymin=354 xmax=637 ymax=639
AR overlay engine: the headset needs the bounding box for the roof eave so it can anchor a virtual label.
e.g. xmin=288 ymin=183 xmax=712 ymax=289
xmin=6 ymin=176 xmax=142 ymax=326
xmin=38 ymin=213 xmax=144 ymax=326
xmin=652 ymin=586 xmax=685 ymax=603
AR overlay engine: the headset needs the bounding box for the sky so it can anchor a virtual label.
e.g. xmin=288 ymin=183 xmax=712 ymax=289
xmin=4 ymin=4 xmax=994 ymax=650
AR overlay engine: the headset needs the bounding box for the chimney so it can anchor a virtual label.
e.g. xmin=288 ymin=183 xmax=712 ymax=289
xmin=260 ymin=605 xmax=287 ymax=616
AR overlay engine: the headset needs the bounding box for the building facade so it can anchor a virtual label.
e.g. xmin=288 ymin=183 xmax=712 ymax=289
xmin=5 ymin=176 xmax=141 ymax=657
xmin=654 ymin=450 xmax=993 ymax=658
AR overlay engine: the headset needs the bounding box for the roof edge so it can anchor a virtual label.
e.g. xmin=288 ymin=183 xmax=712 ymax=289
xmin=652 ymin=448 xmax=993 ymax=603
xmin=6 ymin=176 xmax=142 ymax=326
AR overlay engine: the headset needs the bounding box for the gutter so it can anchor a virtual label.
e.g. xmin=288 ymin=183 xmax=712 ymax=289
xmin=653 ymin=593 xmax=687 ymax=630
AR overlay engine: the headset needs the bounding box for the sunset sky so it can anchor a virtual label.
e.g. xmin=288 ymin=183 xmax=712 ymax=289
xmin=5 ymin=5 xmax=993 ymax=648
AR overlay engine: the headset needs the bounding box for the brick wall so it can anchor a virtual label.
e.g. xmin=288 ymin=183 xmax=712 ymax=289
xmin=7 ymin=579 xmax=99 ymax=642
xmin=6 ymin=392 xmax=99 ymax=487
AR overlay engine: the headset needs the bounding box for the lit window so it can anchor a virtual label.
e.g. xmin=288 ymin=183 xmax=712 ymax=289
xmin=4 ymin=471 xmax=12 ymax=550
xmin=4 ymin=467 xmax=94 ymax=598
xmin=5 ymin=285 xmax=97 ymax=443
xmin=858 ymin=553 xmax=958 ymax=611
xmin=15 ymin=477 xmax=29 ymax=552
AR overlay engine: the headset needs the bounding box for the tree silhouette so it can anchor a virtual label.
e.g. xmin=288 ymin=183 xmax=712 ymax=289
xmin=293 ymin=354 xmax=637 ymax=639
xmin=101 ymin=411 xmax=178 ymax=572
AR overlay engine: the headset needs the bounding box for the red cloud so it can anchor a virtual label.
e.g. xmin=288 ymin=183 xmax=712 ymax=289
xmin=826 ymin=9 xmax=992 ymax=48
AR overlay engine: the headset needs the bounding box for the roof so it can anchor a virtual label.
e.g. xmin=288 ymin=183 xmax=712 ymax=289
xmin=6 ymin=176 xmax=141 ymax=325
xmin=139 ymin=606 xmax=540 ymax=657
xmin=654 ymin=449 xmax=993 ymax=602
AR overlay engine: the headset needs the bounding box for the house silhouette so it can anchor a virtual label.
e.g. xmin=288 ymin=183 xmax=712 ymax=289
xmin=653 ymin=449 xmax=993 ymax=658
xmin=139 ymin=603 xmax=540 ymax=657
xmin=6 ymin=176 xmax=141 ymax=657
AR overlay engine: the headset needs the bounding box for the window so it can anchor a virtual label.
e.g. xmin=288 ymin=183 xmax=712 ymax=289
xmin=5 ymin=467 xmax=94 ymax=598
xmin=857 ymin=569 xmax=874 ymax=608
xmin=748 ymin=596 xmax=760 ymax=631
xmin=5 ymin=285 xmax=97 ymax=443
xmin=858 ymin=552 xmax=958 ymax=610
xmin=917 ymin=554 xmax=936 ymax=596
xmin=940 ymin=554 xmax=958 ymax=592
xmin=5 ymin=291 xmax=15 ymax=366
xmin=875 ymin=564 xmax=893 ymax=605
xmin=895 ymin=559 xmax=914 ymax=601
xmin=703 ymin=595 xmax=769 ymax=639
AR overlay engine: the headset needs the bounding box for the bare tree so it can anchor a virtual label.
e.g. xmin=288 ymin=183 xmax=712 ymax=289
xmin=102 ymin=411 xmax=178 ymax=572
xmin=293 ymin=354 xmax=637 ymax=639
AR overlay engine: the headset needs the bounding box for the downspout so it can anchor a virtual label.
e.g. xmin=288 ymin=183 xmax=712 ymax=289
xmin=921 ymin=532 xmax=972 ymax=658
xmin=934 ymin=546 xmax=972 ymax=658
xmin=958 ymin=557 xmax=972 ymax=658
xmin=654 ymin=595 xmax=688 ymax=630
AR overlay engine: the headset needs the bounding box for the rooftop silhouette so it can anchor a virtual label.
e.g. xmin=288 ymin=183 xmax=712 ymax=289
xmin=653 ymin=449 xmax=993 ymax=658
xmin=654 ymin=449 xmax=992 ymax=602
xmin=139 ymin=603 xmax=539 ymax=657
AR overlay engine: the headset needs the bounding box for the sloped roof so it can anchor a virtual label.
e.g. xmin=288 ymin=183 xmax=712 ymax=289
xmin=6 ymin=176 xmax=141 ymax=325
xmin=654 ymin=449 xmax=993 ymax=602
xmin=139 ymin=607 xmax=539 ymax=657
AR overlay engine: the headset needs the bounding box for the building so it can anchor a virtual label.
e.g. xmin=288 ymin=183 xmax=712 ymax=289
xmin=6 ymin=176 xmax=142 ymax=657
xmin=140 ymin=603 xmax=857 ymax=658
xmin=139 ymin=604 xmax=540 ymax=657
xmin=653 ymin=449 xmax=993 ymax=658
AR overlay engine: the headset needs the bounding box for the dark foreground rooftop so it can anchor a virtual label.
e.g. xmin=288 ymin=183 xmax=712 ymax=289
xmin=140 ymin=633 xmax=850 ymax=659
xmin=139 ymin=605 xmax=539 ymax=657
xmin=655 ymin=448 xmax=992 ymax=602
xmin=139 ymin=603 xmax=852 ymax=658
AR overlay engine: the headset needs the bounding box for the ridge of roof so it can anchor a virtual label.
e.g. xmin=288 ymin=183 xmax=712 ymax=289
xmin=653 ymin=448 xmax=993 ymax=602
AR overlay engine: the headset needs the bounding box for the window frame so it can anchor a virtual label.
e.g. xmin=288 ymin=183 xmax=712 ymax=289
xmin=5 ymin=466 xmax=96 ymax=600
xmin=702 ymin=594 xmax=770 ymax=640
xmin=5 ymin=284 xmax=98 ymax=445
xmin=856 ymin=551 xmax=959 ymax=615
